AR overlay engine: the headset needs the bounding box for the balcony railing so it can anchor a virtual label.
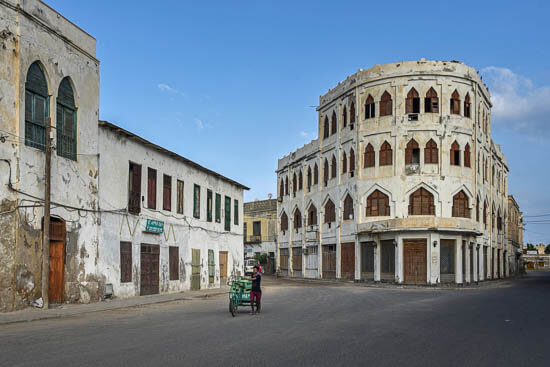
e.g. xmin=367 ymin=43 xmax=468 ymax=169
xmin=244 ymin=235 xmax=262 ymax=244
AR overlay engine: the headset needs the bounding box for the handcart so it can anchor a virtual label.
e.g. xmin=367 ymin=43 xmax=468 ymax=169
xmin=228 ymin=276 xmax=256 ymax=317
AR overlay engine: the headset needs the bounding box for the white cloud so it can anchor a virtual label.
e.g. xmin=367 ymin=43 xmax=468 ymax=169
xmin=157 ymin=83 xmax=188 ymax=98
xmin=193 ymin=118 xmax=213 ymax=131
xmin=481 ymin=67 xmax=550 ymax=136
xmin=299 ymin=131 xmax=309 ymax=137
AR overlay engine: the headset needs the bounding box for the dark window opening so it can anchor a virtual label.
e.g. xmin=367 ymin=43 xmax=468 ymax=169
xmin=365 ymin=95 xmax=375 ymax=119
xmin=120 ymin=242 xmax=132 ymax=283
xmin=169 ymin=246 xmax=179 ymax=280
xmin=128 ymin=162 xmax=141 ymax=215
xmin=406 ymin=88 xmax=420 ymax=114
xmin=425 ymin=87 xmax=439 ymax=113
xmin=163 ymin=174 xmax=172 ymax=211
xmin=147 ymin=168 xmax=157 ymax=210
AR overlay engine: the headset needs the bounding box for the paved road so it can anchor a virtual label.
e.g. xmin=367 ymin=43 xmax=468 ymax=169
xmin=1 ymin=272 xmax=549 ymax=367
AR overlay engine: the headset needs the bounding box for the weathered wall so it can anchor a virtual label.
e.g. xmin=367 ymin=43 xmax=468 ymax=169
xmin=97 ymin=124 xmax=245 ymax=298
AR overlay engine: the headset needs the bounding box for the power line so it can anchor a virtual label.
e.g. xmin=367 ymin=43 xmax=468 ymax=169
xmin=523 ymin=213 xmax=550 ymax=218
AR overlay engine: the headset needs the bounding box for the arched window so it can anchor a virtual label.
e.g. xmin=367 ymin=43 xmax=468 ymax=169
xmin=308 ymin=204 xmax=317 ymax=226
xmin=425 ymin=87 xmax=439 ymax=113
xmin=331 ymin=111 xmax=337 ymax=135
xmin=343 ymin=194 xmax=354 ymax=220
xmin=408 ymin=188 xmax=435 ymax=215
xmin=450 ymin=141 xmax=460 ymax=166
xmin=342 ymin=151 xmax=347 ymax=174
xmin=323 ymin=116 xmax=329 ymax=139
xmin=285 ymin=177 xmax=289 ymax=196
xmin=292 ymin=173 xmax=297 ymax=196
xmin=364 ymin=143 xmax=375 ymax=168
xmin=307 ymin=167 xmax=312 ymax=191
xmin=279 ymin=179 xmax=284 ymax=198
xmin=25 ymin=62 xmax=49 ymax=150
xmin=365 ymin=95 xmax=375 ymax=119
xmin=424 ymin=139 xmax=438 ymax=164
xmin=405 ymin=139 xmax=420 ymax=164
xmin=314 ymin=163 xmax=319 ymax=185
xmin=379 ymin=141 xmax=392 ymax=166
xmin=452 ymin=191 xmax=470 ymax=218
xmin=379 ymin=91 xmax=392 ymax=117
xmin=342 ymin=105 xmax=347 ymax=128
xmin=56 ymin=77 xmax=77 ymax=160
xmin=406 ymin=88 xmax=420 ymax=114
xmin=497 ymin=208 xmax=502 ymax=232
xmin=298 ymin=170 xmax=303 ymax=191
xmin=492 ymin=205 xmax=496 ymax=229
xmin=483 ymin=200 xmax=487 ymax=227
xmin=349 ymin=148 xmax=355 ymax=174
xmin=464 ymin=93 xmax=471 ymax=118
xmin=464 ymin=143 xmax=471 ymax=168
xmin=366 ymin=190 xmax=390 ymax=217
xmin=450 ymin=89 xmax=460 ymax=115
xmin=280 ymin=212 xmax=288 ymax=231
xmin=476 ymin=196 xmax=480 ymax=222
xmin=331 ymin=155 xmax=337 ymax=178
xmin=324 ymin=199 xmax=336 ymax=223
xmin=323 ymin=159 xmax=329 ymax=185
xmin=350 ymin=102 xmax=356 ymax=124
xmin=294 ymin=209 xmax=302 ymax=229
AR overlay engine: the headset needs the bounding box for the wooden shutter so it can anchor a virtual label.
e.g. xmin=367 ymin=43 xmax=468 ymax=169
xmin=331 ymin=156 xmax=337 ymax=178
xmin=193 ymin=184 xmax=200 ymax=218
xmin=365 ymin=144 xmax=375 ymax=168
xmin=177 ymin=180 xmax=184 ymax=214
xmin=169 ymin=246 xmax=179 ymax=280
xmin=163 ymin=175 xmax=171 ymax=211
xmin=424 ymin=139 xmax=438 ymax=164
xmin=380 ymin=91 xmax=392 ymax=117
xmin=224 ymin=196 xmax=231 ymax=231
xmin=207 ymin=189 xmax=213 ymax=222
xmin=215 ymin=193 xmax=221 ymax=222
xmin=234 ymin=199 xmax=239 ymax=225
xmin=331 ymin=111 xmax=337 ymax=135
xmin=405 ymin=140 xmax=418 ymax=165
xmin=314 ymin=164 xmax=319 ymax=185
xmin=120 ymin=242 xmax=132 ymax=283
xmin=281 ymin=212 xmax=288 ymax=231
xmin=147 ymin=168 xmax=156 ymax=209
xmin=464 ymin=143 xmax=471 ymax=168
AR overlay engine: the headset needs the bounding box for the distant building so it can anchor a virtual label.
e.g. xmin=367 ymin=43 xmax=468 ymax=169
xmin=507 ymin=195 xmax=523 ymax=274
xmin=243 ymin=199 xmax=277 ymax=273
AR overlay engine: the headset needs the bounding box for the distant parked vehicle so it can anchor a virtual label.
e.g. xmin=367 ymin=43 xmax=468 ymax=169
xmin=244 ymin=258 xmax=257 ymax=276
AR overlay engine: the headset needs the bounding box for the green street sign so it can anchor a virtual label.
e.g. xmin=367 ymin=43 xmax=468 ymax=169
xmin=143 ymin=219 xmax=164 ymax=234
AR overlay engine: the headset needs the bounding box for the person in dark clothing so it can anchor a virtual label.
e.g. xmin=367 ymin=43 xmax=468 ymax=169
xmin=247 ymin=265 xmax=262 ymax=314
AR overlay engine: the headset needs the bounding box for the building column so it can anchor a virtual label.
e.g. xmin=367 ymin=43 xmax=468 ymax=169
xmin=457 ymin=236 xmax=464 ymax=284
xmin=396 ymin=235 xmax=403 ymax=284
xmin=374 ymin=238 xmax=381 ymax=282
xmin=429 ymin=232 xmax=440 ymax=285
xmin=355 ymin=235 xmax=361 ymax=281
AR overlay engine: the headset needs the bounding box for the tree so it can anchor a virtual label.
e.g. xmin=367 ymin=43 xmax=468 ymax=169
xmin=545 ymin=245 xmax=550 ymax=255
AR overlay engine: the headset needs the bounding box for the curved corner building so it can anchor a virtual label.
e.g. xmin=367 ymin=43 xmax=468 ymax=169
xmin=276 ymin=59 xmax=512 ymax=285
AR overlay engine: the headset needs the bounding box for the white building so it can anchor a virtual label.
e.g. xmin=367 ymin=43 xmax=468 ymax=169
xmin=277 ymin=60 xmax=513 ymax=285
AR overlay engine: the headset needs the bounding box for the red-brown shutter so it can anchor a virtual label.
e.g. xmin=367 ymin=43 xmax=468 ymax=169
xmin=147 ymin=168 xmax=156 ymax=209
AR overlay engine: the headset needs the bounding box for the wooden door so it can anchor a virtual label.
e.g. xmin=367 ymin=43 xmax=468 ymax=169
xmin=191 ymin=249 xmax=201 ymax=290
xmin=322 ymin=245 xmax=336 ymax=279
xmin=140 ymin=244 xmax=159 ymax=296
xmin=219 ymin=251 xmax=228 ymax=282
xmin=49 ymin=241 xmax=65 ymax=303
xmin=341 ymin=242 xmax=355 ymax=280
xmin=403 ymin=240 xmax=427 ymax=284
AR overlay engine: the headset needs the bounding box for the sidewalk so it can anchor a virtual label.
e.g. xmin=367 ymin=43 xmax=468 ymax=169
xmin=0 ymin=286 xmax=228 ymax=326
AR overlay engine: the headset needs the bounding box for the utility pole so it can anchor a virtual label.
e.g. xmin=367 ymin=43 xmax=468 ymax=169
xmin=41 ymin=116 xmax=52 ymax=309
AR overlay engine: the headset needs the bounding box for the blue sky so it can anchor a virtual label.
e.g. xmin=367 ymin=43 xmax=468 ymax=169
xmin=46 ymin=0 xmax=550 ymax=244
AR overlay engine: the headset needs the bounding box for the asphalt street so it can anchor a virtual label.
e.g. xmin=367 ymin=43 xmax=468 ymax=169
xmin=1 ymin=272 xmax=549 ymax=367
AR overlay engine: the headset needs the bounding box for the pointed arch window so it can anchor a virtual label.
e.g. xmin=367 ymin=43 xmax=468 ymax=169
xmin=294 ymin=209 xmax=302 ymax=230
xmin=450 ymin=90 xmax=460 ymax=115
xmin=365 ymin=95 xmax=375 ymax=119
xmin=314 ymin=163 xmax=319 ymax=185
xmin=285 ymin=176 xmax=289 ymax=196
xmin=331 ymin=155 xmax=337 ymax=178
xmin=366 ymin=190 xmax=390 ymax=217
xmin=307 ymin=166 xmax=312 ymax=191
xmin=424 ymin=139 xmax=438 ymax=164
xmin=464 ymin=93 xmax=471 ymax=118
xmin=279 ymin=179 xmax=284 ymax=198
xmin=379 ymin=91 xmax=392 ymax=117
xmin=464 ymin=143 xmax=471 ymax=168
xmin=343 ymin=194 xmax=354 ymax=220
xmin=406 ymin=88 xmax=420 ymax=114
xmin=364 ymin=143 xmax=375 ymax=168
xmin=450 ymin=141 xmax=460 ymax=166
xmin=379 ymin=141 xmax=392 ymax=166
xmin=476 ymin=196 xmax=480 ymax=222
xmin=349 ymin=148 xmax=355 ymax=174
xmin=298 ymin=170 xmax=303 ymax=191
xmin=425 ymin=87 xmax=439 ymax=113
xmin=405 ymin=139 xmax=420 ymax=164
xmin=280 ymin=212 xmax=288 ymax=231
xmin=408 ymin=188 xmax=435 ymax=215
xmin=324 ymin=199 xmax=336 ymax=223
xmin=331 ymin=111 xmax=337 ymax=135
xmin=483 ymin=200 xmax=488 ymax=227
xmin=323 ymin=159 xmax=329 ymax=185
xmin=25 ymin=62 xmax=49 ymax=150
xmin=342 ymin=105 xmax=347 ymax=129
xmin=452 ymin=191 xmax=470 ymax=218
xmin=350 ymin=101 xmax=356 ymax=125
xmin=292 ymin=173 xmax=297 ymax=196
xmin=497 ymin=209 xmax=502 ymax=231
xmin=56 ymin=77 xmax=77 ymax=160
xmin=323 ymin=116 xmax=329 ymax=139
xmin=308 ymin=204 xmax=317 ymax=226
xmin=342 ymin=151 xmax=347 ymax=174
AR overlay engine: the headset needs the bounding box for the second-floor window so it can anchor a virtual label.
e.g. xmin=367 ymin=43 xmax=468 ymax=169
xmin=128 ymin=162 xmax=141 ymax=215
xmin=193 ymin=184 xmax=200 ymax=218
xmin=207 ymin=189 xmax=213 ymax=222
xmin=163 ymin=174 xmax=172 ymax=211
xmin=147 ymin=168 xmax=157 ymax=209
xmin=177 ymin=180 xmax=184 ymax=214
xmin=215 ymin=193 xmax=221 ymax=223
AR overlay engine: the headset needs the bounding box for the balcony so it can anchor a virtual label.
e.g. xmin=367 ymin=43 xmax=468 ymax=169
xmin=244 ymin=235 xmax=262 ymax=244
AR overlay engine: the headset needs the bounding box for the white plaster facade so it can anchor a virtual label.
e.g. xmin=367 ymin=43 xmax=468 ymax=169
xmin=277 ymin=59 xmax=513 ymax=285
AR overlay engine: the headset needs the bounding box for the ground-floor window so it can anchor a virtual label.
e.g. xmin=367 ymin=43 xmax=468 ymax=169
xmin=292 ymin=247 xmax=302 ymax=271
xmin=280 ymin=248 xmax=289 ymax=270
xmin=208 ymin=250 xmax=215 ymax=284
xmin=120 ymin=242 xmax=132 ymax=283
xmin=169 ymin=246 xmax=179 ymax=280
xmin=361 ymin=243 xmax=375 ymax=274
xmin=440 ymin=240 xmax=455 ymax=283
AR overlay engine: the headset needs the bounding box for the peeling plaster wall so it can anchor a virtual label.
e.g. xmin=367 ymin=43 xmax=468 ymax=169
xmin=0 ymin=0 xmax=100 ymax=311
xmin=97 ymin=126 xmax=244 ymax=298
xmin=276 ymin=60 xmax=511 ymax=284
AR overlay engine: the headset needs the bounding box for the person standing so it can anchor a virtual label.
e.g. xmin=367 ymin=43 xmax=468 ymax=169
xmin=248 ymin=265 xmax=262 ymax=314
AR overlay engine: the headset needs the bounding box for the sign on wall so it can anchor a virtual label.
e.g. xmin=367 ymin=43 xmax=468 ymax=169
xmin=142 ymin=219 xmax=164 ymax=234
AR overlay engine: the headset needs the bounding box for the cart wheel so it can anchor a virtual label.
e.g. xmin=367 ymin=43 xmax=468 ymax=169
xmin=230 ymin=299 xmax=236 ymax=317
xmin=256 ymin=302 xmax=261 ymax=314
